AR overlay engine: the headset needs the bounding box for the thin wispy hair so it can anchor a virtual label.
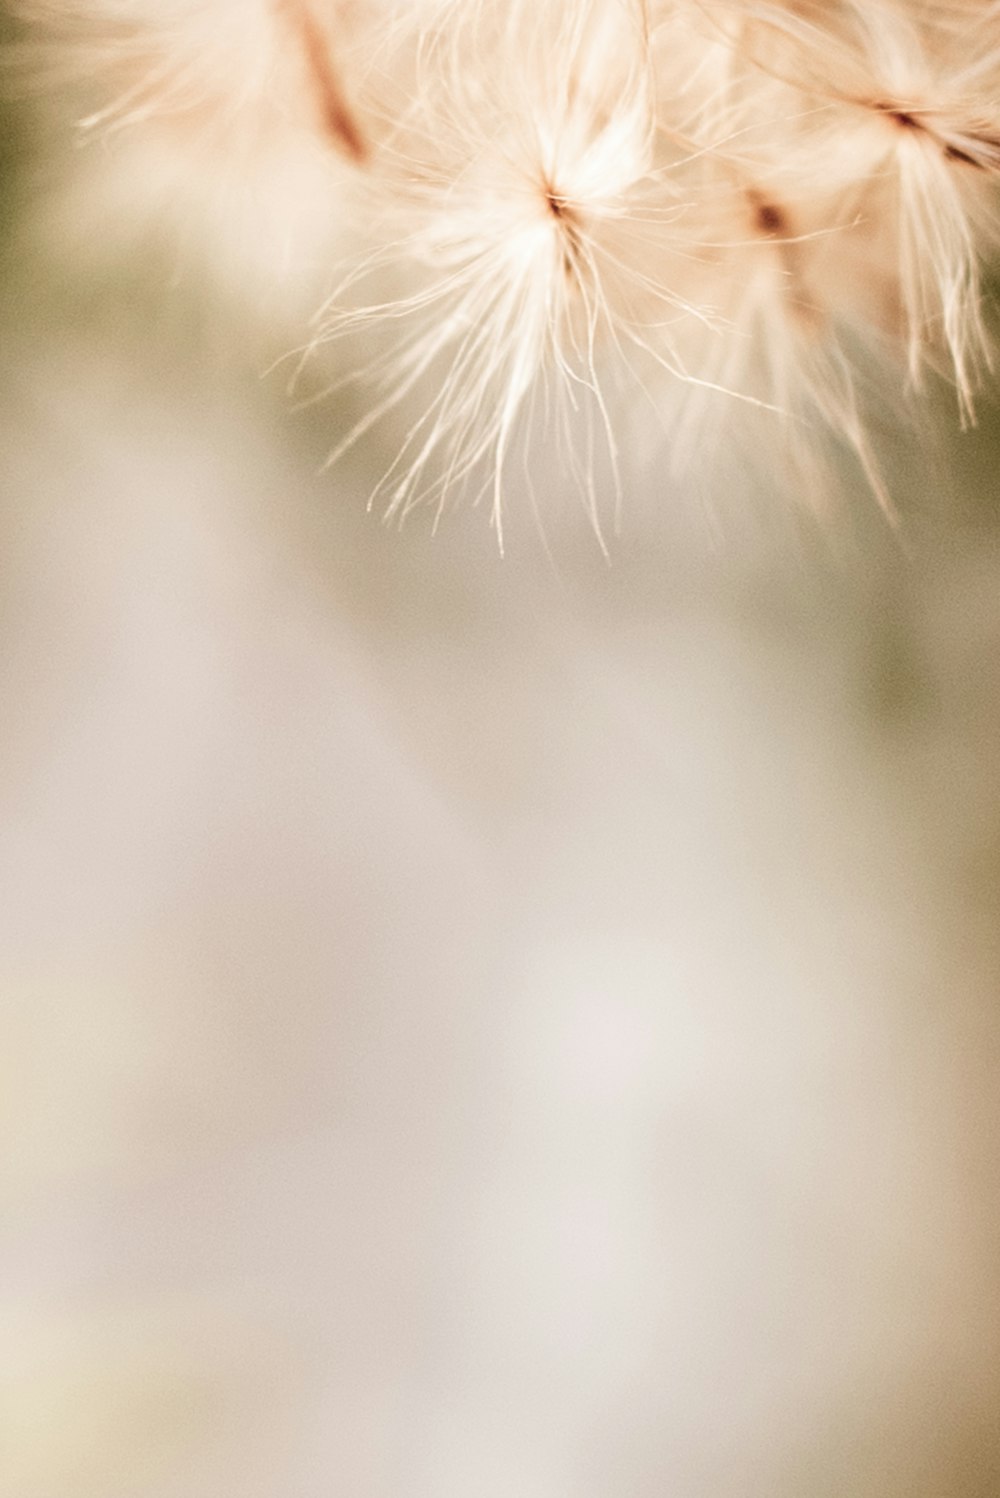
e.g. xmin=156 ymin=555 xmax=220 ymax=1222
xmin=10 ymin=0 xmax=1000 ymax=533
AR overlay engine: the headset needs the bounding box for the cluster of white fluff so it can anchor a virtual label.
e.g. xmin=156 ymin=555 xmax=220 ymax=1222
xmin=12 ymin=0 xmax=1000 ymax=534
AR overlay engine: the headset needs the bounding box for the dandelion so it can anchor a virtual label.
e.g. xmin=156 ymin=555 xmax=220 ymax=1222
xmin=11 ymin=0 xmax=1000 ymax=533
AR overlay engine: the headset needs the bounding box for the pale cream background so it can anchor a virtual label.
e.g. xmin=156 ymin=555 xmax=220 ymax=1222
xmin=2 ymin=112 xmax=1000 ymax=1497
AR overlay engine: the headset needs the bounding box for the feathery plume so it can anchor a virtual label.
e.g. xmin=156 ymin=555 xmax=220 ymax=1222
xmin=10 ymin=0 xmax=1000 ymax=532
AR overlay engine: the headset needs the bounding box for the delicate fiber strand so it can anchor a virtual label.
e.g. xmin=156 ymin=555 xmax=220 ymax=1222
xmin=11 ymin=0 xmax=1000 ymax=530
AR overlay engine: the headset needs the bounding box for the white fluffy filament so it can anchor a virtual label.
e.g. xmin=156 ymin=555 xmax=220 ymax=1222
xmin=11 ymin=0 xmax=1000 ymax=530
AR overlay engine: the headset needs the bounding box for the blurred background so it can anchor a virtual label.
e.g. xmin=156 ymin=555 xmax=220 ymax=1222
xmin=2 ymin=17 xmax=1000 ymax=1495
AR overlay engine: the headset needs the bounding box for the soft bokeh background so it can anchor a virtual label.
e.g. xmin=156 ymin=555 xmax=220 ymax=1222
xmin=2 ymin=29 xmax=1000 ymax=1496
